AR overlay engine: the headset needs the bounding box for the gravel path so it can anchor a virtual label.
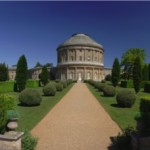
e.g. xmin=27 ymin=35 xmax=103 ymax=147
xmin=31 ymin=83 xmax=121 ymax=150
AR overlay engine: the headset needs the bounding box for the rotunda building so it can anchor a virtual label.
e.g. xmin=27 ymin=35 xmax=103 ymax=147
xmin=56 ymin=33 xmax=104 ymax=81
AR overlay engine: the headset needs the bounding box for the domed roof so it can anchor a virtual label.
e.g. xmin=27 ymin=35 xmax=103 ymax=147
xmin=57 ymin=33 xmax=103 ymax=49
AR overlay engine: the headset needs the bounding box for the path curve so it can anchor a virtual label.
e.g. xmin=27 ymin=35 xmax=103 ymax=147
xmin=31 ymin=83 xmax=121 ymax=150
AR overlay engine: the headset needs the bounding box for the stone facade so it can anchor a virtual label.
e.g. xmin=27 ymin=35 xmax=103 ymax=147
xmin=56 ymin=33 xmax=104 ymax=81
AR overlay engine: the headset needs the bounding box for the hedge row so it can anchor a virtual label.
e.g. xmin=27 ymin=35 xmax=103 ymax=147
xmin=88 ymin=80 xmax=136 ymax=108
xmin=43 ymin=80 xmax=74 ymax=96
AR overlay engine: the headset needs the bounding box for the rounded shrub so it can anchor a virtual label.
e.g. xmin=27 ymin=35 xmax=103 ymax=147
xmin=61 ymin=81 xmax=67 ymax=88
xmin=19 ymin=89 xmax=42 ymax=106
xmin=55 ymin=83 xmax=63 ymax=91
xmin=43 ymin=82 xmax=56 ymax=96
xmin=103 ymin=85 xmax=116 ymax=97
xmin=116 ymin=90 xmax=136 ymax=108
xmin=97 ymin=83 xmax=106 ymax=92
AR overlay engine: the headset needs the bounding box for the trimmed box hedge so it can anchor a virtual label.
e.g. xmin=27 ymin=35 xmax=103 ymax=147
xmin=26 ymin=80 xmax=39 ymax=88
xmin=0 ymin=81 xmax=15 ymax=93
xmin=120 ymin=80 xmax=133 ymax=88
xmin=144 ymin=83 xmax=150 ymax=93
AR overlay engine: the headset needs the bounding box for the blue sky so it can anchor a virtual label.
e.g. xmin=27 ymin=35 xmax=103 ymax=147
xmin=0 ymin=1 xmax=150 ymax=69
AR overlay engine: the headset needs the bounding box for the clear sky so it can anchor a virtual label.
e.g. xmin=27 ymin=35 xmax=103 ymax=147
xmin=0 ymin=1 xmax=150 ymax=69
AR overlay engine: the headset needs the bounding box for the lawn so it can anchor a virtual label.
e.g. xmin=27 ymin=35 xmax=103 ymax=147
xmin=10 ymin=83 xmax=74 ymax=131
xmin=86 ymin=83 xmax=150 ymax=130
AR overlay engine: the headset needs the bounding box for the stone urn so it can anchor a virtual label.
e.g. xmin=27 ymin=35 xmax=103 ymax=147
xmin=7 ymin=110 xmax=19 ymax=131
xmin=7 ymin=118 xmax=18 ymax=131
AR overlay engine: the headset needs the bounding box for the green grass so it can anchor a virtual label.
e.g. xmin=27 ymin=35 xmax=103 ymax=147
xmin=12 ymin=84 xmax=74 ymax=131
xmin=86 ymin=83 xmax=150 ymax=130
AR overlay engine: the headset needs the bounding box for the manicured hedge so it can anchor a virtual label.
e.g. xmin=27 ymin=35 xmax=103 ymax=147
xmin=144 ymin=83 xmax=150 ymax=93
xmin=140 ymin=97 xmax=150 ymax=112
xmin=0 ymin=81 xmax=15 ymax=93
xmin=120 ymin=80 xmax=133 ymax=88
xmin=19 ymin=89 xmax=42 ymax=106
xmin=26 ymin=80 xmax=39 ymax=88
xmin=116 ymin=90 xmax=136 ymax=108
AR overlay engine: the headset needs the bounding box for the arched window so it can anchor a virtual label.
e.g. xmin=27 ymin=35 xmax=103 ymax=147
xmin=87 ymin=72 xmax=91 ymax=80
xmin=80 ymin=56 xmax=82 ymax=61
xmin=94 ymin=72 xmax=98 ymax=80
xmin=69 ymin=72 xmax=73 ymax=79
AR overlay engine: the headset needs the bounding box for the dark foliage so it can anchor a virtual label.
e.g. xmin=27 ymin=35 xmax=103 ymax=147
xmin=133 ymin=56 xmax=142 ymax=93
xmin=112 ymin=58 xmax=120 ymax=87
xmin=15 ymin=55 xmax=28 ymax=92
xmin=116 ymin=90 xmax=136 ymax=108
xmin=0 ymin=63 xmax=8 ymax=81
xmin=39 ymin=66 xmax=49 ymax=86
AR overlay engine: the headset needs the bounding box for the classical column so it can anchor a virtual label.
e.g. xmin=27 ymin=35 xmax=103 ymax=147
xmin=75 ymin=67 xmax=77 ymax=80
xmin=84 ymin=67 xmax=86 ymax=80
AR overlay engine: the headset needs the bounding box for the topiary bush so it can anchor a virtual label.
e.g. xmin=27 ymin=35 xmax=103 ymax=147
xmin=103 ymin=85 xmax=116 ymax=97
xmin=144 ymin=82 xmax=150 ymax=93
xmin=120 ymin=80 xmax=133 ymax=88
xmin=55 ymin=82 xmax=63 ymax=92
xmin=60 ymin=81 xmax=67 ymax=88
xmin=97 ymin=83 xmax=106 ymax=92
xmin=43 ymin=82 xmax=56 ymax=96
xmin=116 ymin=90 xmax=136 ymax=108
xmin=22 ymin=131 xmax=38 ymax=150
xmin=19 ymin=89 xmax=42 ymax=106
xmin=135 ymin=96 xmax=150 ymax=136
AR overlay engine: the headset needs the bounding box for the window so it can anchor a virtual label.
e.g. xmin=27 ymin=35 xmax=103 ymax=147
xmin=71 ymin=56 xmax=73 ymax=61
xmin=80 ymin=56 xmax=82 ymax=61
xmin=87 ymin=56 xmax=91 ymax=61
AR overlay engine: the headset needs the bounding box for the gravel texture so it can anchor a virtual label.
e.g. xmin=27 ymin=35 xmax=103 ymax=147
xmin=31 ymin=83 xmax=121 ymax=150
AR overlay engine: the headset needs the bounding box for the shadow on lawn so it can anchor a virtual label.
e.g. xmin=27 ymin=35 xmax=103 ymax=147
xmin=111 ymin=104 xmax=120 ymax=108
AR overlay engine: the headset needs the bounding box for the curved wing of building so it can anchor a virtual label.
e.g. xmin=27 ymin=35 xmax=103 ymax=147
xmin=56 ymin=33 xmax=104 ymax=81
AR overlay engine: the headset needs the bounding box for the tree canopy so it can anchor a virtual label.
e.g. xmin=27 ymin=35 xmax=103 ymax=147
xmin=0 ymin=63 xmax=8 ymax=81
xmin=121 ymin=48 xmax=146 ymax=79
xmin=39 ymin=65 xmax=49 ymax=86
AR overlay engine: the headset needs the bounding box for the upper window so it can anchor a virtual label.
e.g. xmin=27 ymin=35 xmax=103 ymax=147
xmin=87 ymin=56 xmax=91 ymax=61
xmin=80 ymin=56 xmax=82 ymax=61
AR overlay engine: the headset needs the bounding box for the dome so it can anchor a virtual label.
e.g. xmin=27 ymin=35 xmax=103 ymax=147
xmin=57 ymin=33 xmax=103 ymax=49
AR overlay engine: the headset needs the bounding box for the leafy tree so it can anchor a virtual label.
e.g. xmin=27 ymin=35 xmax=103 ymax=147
xmin=34 ymin=62 xmax=42 ymax=68
xmin=142 ymin=64 xmax=149 ymax=81
xmin=0 ymin=63 xmax=8 ymax=81
xmin=111 ymin=58 xmax=120 ymax=87
xmin=121 ymin=48 xmax=146 ymax=79
xmin=15 ymin=55 xmax=28 ymax=92
xmin=39 ymin=65 xmax=49 ymax=86
xmin=45 ymin=63 xmax=53 ymax=67
xmin=133 ymin=56 xmax=142 ymax=93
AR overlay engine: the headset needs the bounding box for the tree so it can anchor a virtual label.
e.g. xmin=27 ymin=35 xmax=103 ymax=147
xmin=15 ymin=55 xmax=28 ymax=92
xmin=34 ymin=62 xmax=42 ymax=68
xmin=142 ymin=64 xmax=149 ymax=81
xmin=133 ymin=56 xmax=142 ymax=93
xmin=39 ymin=65 xmax=49 ymax=86
xmin=0 ymin=63 xmax=8 ymax=81
xmin=121 ymin=48 xmax=146 ymax=79
xmin=149 ymin=63 xmax=150 ymax=81
xmin=45 ymin=63 xmax=53 ymax=67
xmin=111 ymin=58 xmax=120 ymax=87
